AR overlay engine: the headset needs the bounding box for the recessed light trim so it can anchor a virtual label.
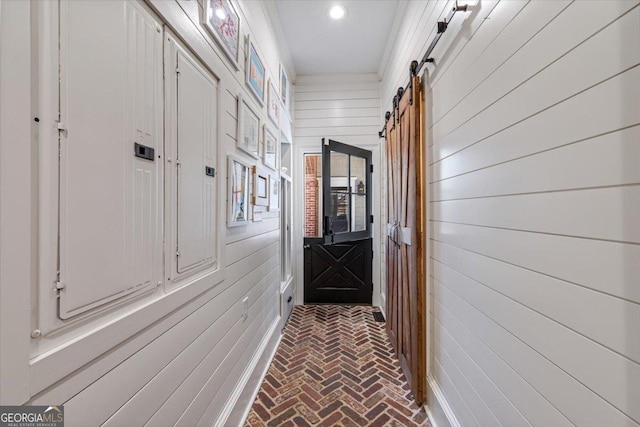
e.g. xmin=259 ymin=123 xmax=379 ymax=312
xmin=329 ymin=5 xmax=347 ymax=20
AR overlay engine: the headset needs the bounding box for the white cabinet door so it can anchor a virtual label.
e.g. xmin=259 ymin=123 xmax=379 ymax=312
xmin=165 ymin=35 xmax=218 ymax=284
xmin=58 ymin=0 xmax=163 ymax=319
xmin=176 ymin=51 xmax=217 ymax=272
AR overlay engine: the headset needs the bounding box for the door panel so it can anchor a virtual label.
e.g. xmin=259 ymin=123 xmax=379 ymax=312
xmin=303 ymin=142 xmax=373 ymax=304
xmin=58 ymin=0 xmax=162 ymax=319
xmin=385 ymin=77 xmax=426 ymax=404
xmin=304 ymin=238 xmax=372 ymax=304
xmin=164 ymin=34 xmax=219 ymax=287
xmin=322 ymin=139 xmax=372 ymax=244
xmin=176 ymin=50 xmax=217 ymax=273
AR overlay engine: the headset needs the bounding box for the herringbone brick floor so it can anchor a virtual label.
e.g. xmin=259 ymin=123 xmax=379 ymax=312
xmin=245 ymin=305 xmax=430 ymax=427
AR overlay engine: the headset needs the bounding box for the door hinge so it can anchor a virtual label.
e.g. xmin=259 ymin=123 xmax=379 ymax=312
xmin=176 ymin=250 xmax=181 ymax=257
xmin=176 ymin=67 xmax=180 ymax=75
xmin=370 ymin=164 xmax=374 ymax=173
xmin=370 ymin=215 xmax=374 ymax=223
xmin=55 ymin=281 xmax=65 ymax=290
xmin=57 ymin=122 xmax=66 ymax=132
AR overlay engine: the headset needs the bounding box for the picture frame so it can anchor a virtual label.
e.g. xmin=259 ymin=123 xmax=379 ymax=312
xmin=267 ymin=78 xmax=280 ymax=126
xmin=252 ymin=165 xmax=269 ymax=206
xmin=227 ymin=156 xmax=250 ymax=227
xmin=203 ymin=0 xmax=241 ymax=70
xmin=279 ymin=63 xmax=291 ymax=115
xmin=268 ymin=175 xmax=279 ymax=212
xmin=245 ymin=35 xmax=265 ymax=105
xmin=263 ymin=125 xmax=278 ymax=171
xmin=237 ymin=93 xmax=260 ymax=159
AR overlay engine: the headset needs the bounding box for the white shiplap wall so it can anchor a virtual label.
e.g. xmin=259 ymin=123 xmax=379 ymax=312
xmin=0 ymin=0 xmax=293 ymax=425
xmin=292 ymin=74 xmax=384 ymax=306
xmin=381 ymin=1 xmax=640 ymax=426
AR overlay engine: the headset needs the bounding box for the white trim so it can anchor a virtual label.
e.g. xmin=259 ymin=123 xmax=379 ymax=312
xmin=0 ymin=0 xmax=32 ymax=404
xmin=218 ymin=316 xmax=282 ymax=427
xmin=427 ymin=374 xmax=460 ymax=427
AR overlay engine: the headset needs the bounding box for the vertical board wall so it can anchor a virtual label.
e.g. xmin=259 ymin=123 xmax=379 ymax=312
xmin=381 ymin=1 xmax=640 ymax=426
xmin=0 ymin=0 xmax=294 ymax=425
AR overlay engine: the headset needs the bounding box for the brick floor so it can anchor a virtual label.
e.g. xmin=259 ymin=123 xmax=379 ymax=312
xmin=245 ymin=305 xmax=430 ymax=427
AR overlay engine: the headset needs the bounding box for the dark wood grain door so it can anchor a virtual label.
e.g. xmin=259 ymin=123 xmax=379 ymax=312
xmin=385 ymin=76 xmax=426 ymax=405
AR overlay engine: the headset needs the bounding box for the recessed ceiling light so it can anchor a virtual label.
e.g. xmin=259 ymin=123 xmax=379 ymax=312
xmin=329 ymin=5 xmax=347 ymax=20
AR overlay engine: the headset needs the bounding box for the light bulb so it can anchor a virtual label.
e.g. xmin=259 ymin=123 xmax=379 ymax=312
xmin=329 ymin=5 xmax=346 ymax=20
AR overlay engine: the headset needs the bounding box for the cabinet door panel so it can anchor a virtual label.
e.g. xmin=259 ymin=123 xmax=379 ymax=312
xmin=174 ymin=49 xmax=218 ymax=274
xmin=58 ymin=0 xmax=162 ymax=318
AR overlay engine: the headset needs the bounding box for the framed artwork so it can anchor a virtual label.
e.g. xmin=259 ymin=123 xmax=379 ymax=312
xmin=203 ymin=0 xmax=241 ymax=70
xmin=279 ymin=64 xmax=291 ymax=115
xmin=268 ymin=175 xmax=279 ymax=211
xmin=245 ymin=35 xmax=265 ymax=105
xmin=227 ymin=156 xmax=250 ymax=227
xmin=263 ymin=125 xmax=278 ymax=171
xmin=267 ymin=79 xmax=280 ymax=126
xmin=252 ymin=165 xmax=269 ymax=206
xmin=237 ymin=94 xmax=260 ymax=159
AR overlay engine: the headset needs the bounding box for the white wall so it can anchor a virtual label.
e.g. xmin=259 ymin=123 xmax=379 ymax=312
xmin=0 ymin=0 xmax=293 ymax=425
xmin=292 ymin=73 xmax=384 ymax=307
xmin=381 ymin=1 xmax=640 ymax=426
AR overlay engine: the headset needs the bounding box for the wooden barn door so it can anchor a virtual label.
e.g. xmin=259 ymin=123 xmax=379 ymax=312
xmin=385 ymin=76 xmax=426 ymax=405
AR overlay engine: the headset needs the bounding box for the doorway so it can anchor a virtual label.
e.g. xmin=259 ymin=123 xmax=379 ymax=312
xmin=303 ymin=139 xmax=373 ymax=304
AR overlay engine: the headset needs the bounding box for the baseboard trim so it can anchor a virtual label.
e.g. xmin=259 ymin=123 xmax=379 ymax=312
xmin=426 ymin=373 xmax=460 ymax=427
xmin=216 ymin=316 xmax=282 ymax=427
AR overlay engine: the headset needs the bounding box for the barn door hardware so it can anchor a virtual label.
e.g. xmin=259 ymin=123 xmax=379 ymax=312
xmin=379 ymin=0 xmax=469 ymax=137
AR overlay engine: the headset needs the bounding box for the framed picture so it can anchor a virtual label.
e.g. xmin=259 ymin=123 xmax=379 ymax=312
xmin=279 ymin=64 xmax=291 ymax=115
xmin=203 ymin=0 xmax=241 ymax=70
xmin=267 ymin=79 xmax=280 ymax=126
xmin=263 ymin=125 xmax=278 ymax=171
xmin=245 ymin=35 xmax=265 ymax=105
xmin=227 ymin=156 xmax=250 ymax=227
xmin=237 ymin=94 xmax=260 ymax=159
xmin=252 ymin=165 xmax=269 ymax=206
xmin=268 ymin=175 xmax=279 ymax=212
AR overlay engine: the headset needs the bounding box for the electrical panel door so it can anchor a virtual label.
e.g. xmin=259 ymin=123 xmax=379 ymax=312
xmin=176 ymin=51 xmax=217 ymax=273
xmin=58 ymin=0 xmax=163 ymax=319
xmin=164 ymin=35 xmax=218 ymax=284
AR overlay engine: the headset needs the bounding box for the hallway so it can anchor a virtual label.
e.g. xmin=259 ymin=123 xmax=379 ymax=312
xmin=1 ymin=1 xmax=639 ymax=425
xmin=246 ymin=306 xmax=429 ymax=426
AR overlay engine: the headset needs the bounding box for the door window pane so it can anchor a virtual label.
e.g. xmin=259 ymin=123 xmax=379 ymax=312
xmin=329 ymin=151 xmax=350 ymax=234
xmin=352 ymin=194 xmax=367 ymax=232
xmin=351 ymin=156 xmax=366 ymax=193
xmin=330 ymin=189 xmax=350 ymax=233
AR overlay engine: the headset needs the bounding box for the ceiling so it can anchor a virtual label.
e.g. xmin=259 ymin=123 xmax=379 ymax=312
xmin=273 ymin=0 xmax=401 ymax=76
